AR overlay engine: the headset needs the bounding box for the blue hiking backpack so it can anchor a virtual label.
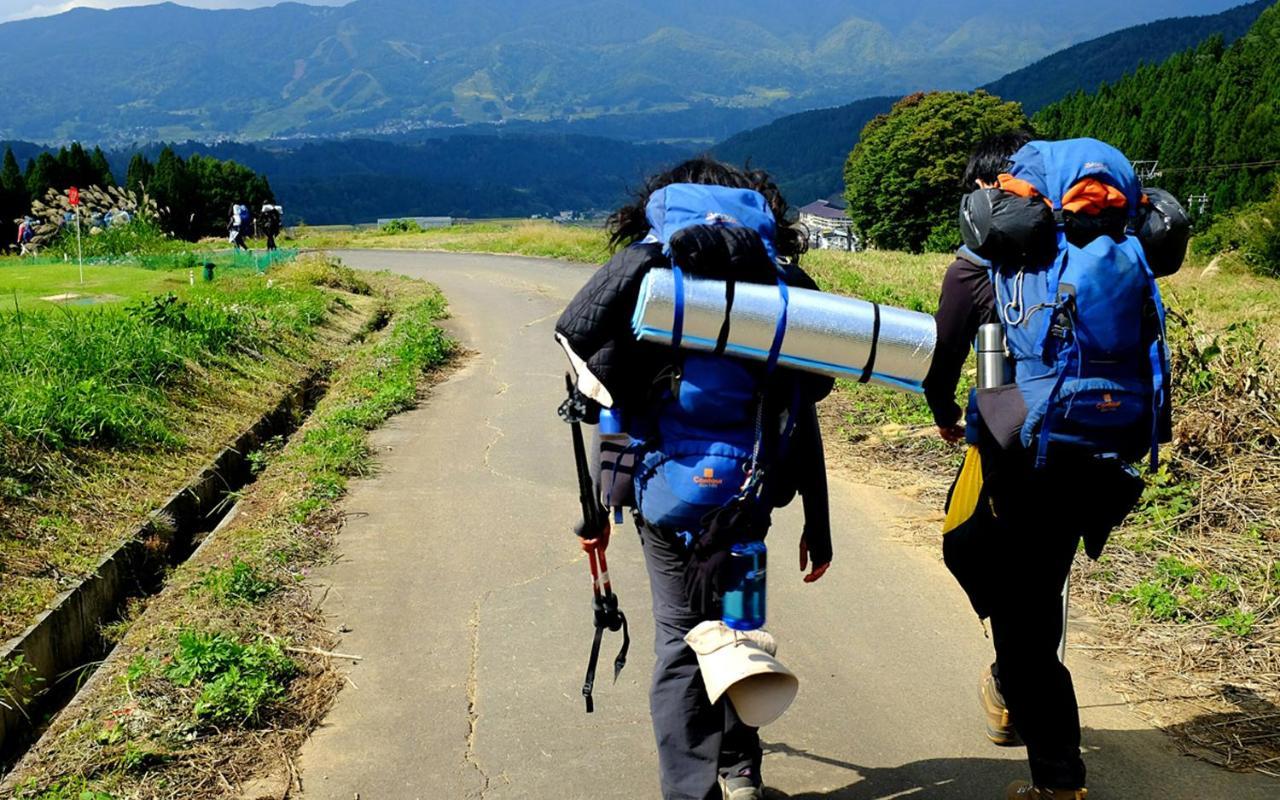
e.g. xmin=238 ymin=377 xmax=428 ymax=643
xmin=982 ymin=139 xmax=1172 ymax=468
xmin=630 ymin=184 xmax=795 ymax=533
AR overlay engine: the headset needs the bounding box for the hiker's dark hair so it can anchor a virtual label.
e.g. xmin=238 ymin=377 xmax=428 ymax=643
xmin=962 ymin=130 xmax=1035 ymax=188
xmin=607 ymin=156 xmax=806 ymax=259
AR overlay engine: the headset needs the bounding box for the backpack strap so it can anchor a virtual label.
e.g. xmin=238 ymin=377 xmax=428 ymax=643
xmin=671 ymin=265 xmax=686 ymax=349
xmin=714 ymin=278 xmax=736 ymax=356
xmin=858 ymin=302 xmax=882 ymax=384
xmin=1141 ymin=260 xmax=1170 ymax=470
xmin=766 ymin=276 xmax=790 ymax=375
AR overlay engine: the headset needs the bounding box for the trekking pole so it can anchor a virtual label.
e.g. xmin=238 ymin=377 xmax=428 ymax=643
xmin=1058 ymin=574 xmax=1071 ymax=664
xmin=559 ymin=374 xmax=629 ymax=713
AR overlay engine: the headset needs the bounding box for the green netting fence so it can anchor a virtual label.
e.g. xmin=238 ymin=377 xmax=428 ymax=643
xmin=2 ymin=248 xmax=300 ymax=273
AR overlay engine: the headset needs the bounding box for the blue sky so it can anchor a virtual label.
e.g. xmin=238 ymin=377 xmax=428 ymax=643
xmin=2 ymin=1 xmax=344 ymax=22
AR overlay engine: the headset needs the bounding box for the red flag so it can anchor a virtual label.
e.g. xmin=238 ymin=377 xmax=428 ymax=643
xmin=68 ymin=186 xmax=80 ymax=206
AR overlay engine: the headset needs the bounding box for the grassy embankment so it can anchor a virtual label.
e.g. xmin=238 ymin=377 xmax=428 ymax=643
xmin=0 ymin=254 xmax=368 ymax=641
xmin=308 ymin=220 xmax=1280 ymax=770
xmin=1 ymin=252 xmax=453 ymax=797
xmin=288 ymin=220 xmax=610 ymax=263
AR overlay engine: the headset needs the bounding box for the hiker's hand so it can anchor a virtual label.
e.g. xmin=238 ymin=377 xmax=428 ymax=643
xmin=799 ymin=535 xmax=830 ymax=584
xmin=581 ymin=527 xmax=609 ymax=552
xmin=938 ymin=424 xmax=966 ymax=444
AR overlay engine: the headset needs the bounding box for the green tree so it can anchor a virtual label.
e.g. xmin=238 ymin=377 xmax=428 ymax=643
xmin=57 ymin=142 xmax=98 ymax=189
xmin=89 ymin=146 xmax=116 ymax=187
xmin=25 ymin=152 xmax=61 ymax=199
xmin=0 ymin=147 xmax=29 ymax=244
xmin=144 ymin=147 xmax=274 ymax=240
xmin=125 ymin=153 xmax=154 ymax=194
xmin=844 ymin=91 xmax=1030 ymax=253
xmin=150 ymin=146 xmax=195 ymax=238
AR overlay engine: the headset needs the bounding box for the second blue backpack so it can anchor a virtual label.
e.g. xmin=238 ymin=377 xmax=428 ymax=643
xmin=986 ymin=139 xmax=1171 ymax=468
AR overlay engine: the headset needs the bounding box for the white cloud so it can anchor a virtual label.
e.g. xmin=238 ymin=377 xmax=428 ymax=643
xmin=3 ymin=1 xmax=347 ymax=23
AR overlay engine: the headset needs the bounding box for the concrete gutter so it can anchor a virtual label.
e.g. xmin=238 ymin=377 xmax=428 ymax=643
xmin=0 ymin=373 xmax=326 ymax=764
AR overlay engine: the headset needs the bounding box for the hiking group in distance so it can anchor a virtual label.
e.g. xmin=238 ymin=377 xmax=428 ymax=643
xmin=555 ymin=133 xmax=1191 ymax=800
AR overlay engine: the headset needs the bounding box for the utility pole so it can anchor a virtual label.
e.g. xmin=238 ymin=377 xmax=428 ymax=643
xmin=1187 ymin=194 xmax=1210 ymax=216
xmin=1132 ymin=161 xmax=1163 ymax=183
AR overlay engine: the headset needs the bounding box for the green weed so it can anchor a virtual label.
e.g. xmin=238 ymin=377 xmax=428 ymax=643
xmin=1215 ymin=610 xmax=1257 ymax=637
xmin=198 ymin=559 xmax=278 ymax=605
xmin=1125 ymin=581 xmax=1182 ymax=621
xmin=1133 ymin=467 xmax=1197 ymax=530
xmin=13 ymin=776 xmax=115 ymax=800
xmin=0 ymin=653 xmax=45 ymax=712
xmin=1155 ymin=556 xmax=1199 ymax=585
xmin=164 ymin=631 xmax=297 ymax=725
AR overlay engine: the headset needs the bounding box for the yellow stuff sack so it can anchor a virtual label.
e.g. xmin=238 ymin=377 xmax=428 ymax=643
xmin=943 ymin=446 xmax=984 ymax=535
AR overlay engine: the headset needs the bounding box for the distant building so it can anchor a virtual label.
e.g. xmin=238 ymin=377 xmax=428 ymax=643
xmin=377 ymin=216 xmax=454 ymax=229
xmin=798 ymin=197 xmax=860 ymax=252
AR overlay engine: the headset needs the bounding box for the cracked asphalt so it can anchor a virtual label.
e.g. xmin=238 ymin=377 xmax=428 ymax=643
xmin=294 ymin=251 xmax=1276 ymax=799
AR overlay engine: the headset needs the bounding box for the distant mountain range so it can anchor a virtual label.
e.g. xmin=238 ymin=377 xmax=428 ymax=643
xmin=716 ymin=0 xmax=1271 ymax=204
xmin=0 ymin=0 xmax=1242 ymax=144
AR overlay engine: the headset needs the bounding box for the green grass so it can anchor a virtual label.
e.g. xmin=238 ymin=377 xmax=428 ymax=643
xmin=0 ymin=261 xmax=189 ymax=310
xmin=290 ymin=219 xmax=611 ymax=263
xmin=0 ymin=250 xmax=300 ymax=312
xmin=0 ymin=274 xmax=333 ymax=450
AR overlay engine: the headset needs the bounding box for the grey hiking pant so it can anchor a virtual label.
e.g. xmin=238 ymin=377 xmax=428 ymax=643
xmin=639 ymin=520 xmax=760 ymax=800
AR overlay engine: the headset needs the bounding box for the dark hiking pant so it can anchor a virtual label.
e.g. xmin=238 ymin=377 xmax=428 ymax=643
xmin=987 ymin=456 xmax=1088 ymax=789
xmin=639 ymin=520 xmax=760 ymax=800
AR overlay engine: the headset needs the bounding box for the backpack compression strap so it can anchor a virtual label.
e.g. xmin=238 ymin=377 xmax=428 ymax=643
xmin=766 ymin=277 xmax=790 ymax=374
xmin=858 ymin=302 xmax=882 ymax=384
xmin=671 ymin=266 xmax=686 ymax=348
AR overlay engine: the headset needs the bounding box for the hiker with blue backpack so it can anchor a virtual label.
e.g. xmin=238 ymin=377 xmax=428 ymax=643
xmin=555 ymin=158 xmax=834 ymax=800
xmin=930 ymin=133 xmax=1189 ymax=800
xmin=230 ymin=203 xmax=250 ymax=251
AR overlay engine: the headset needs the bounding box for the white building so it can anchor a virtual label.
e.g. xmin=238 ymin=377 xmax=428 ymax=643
xmin=798 ymin=198 xmax=860 ymax=252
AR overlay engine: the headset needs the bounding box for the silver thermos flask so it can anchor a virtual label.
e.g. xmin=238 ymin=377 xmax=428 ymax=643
xmin=976 ymin=323 xmax=1013 ymax=389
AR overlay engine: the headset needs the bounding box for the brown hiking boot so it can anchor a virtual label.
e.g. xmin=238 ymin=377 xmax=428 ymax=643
xmin=981 ymin=665 xmax=1022 ymax=746
xmin=1005 ymin=781 xmax=1087 ymax=799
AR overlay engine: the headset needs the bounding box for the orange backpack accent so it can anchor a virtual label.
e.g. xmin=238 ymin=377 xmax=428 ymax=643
xmin=996 ymin=173 xmax=1049 ymax=204
xmin=1061 ymin=178 xmax=1130 ymax=215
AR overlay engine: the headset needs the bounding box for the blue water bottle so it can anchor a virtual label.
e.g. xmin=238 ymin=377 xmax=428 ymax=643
xmin=722 ymin=541 xmax=767 ymax=631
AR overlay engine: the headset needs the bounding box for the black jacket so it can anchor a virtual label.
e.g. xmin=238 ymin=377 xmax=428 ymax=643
xmin=923 ymin=249 xmax=999 ymax=428
xmin=555 ymin=226 xmax=835 ymax=564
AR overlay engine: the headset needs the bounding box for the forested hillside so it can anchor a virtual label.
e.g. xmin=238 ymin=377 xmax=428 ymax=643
xmin=982 ymin=0 xmax=1269 ymax=112
xmin=712 ymin=1 xmax=1268 ymax=206
xmin=1036 ymin=2 xmax=1280 ymax=215
xmin=713 ymin=97 xmax=895 ymax=204
xmin=145 ymin=135 xmax=688 ymax=223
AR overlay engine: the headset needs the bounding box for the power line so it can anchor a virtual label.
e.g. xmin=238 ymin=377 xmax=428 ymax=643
xmin=1157 ymin=159 xmax=1280 ymax=174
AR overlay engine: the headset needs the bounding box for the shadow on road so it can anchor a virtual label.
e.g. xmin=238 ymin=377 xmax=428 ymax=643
xmin=760 ymin=722 xmax=1275 ymax=799
xmin=761 ymin=739 xmax=1020 ymax=800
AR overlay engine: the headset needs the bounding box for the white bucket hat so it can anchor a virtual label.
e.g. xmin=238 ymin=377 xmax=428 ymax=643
xmin=685 ymin=621 xmax=799 ymax=728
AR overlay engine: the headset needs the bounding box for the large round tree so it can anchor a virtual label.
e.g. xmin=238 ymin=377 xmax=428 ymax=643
xmin=844 ymin=91 xmax=1030 ymax=253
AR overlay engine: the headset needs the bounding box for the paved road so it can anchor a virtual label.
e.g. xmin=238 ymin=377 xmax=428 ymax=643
xmin=295 ymin=250 xmax=1273 ymax=799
